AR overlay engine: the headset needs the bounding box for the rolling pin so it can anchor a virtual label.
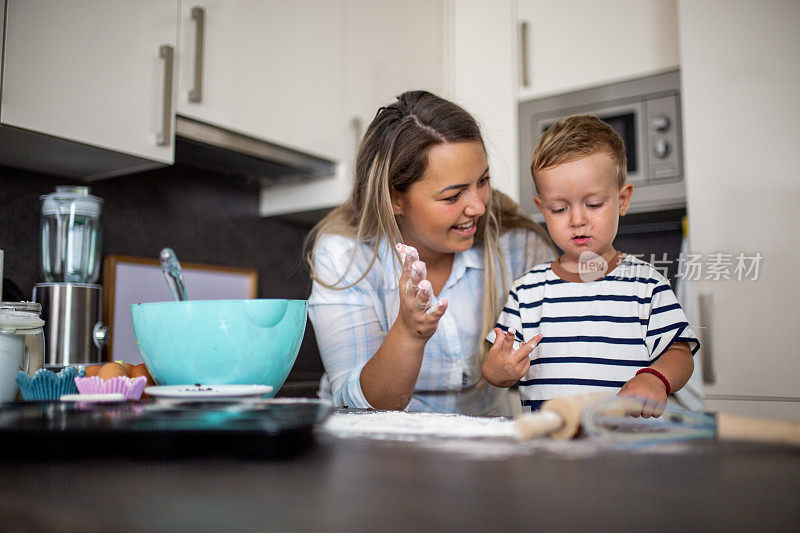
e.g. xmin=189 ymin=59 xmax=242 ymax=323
xmin=515 ymin=393 xmax=612 ymax=440
xmin=715 ymin=412 xmax=800 ymax=447
xmin=515 ymin=393 xmax=800 ymax=447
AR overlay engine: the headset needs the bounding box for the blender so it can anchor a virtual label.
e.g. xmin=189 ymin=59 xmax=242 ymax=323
xmin=33 ymin=186 xmax=107 ymax=368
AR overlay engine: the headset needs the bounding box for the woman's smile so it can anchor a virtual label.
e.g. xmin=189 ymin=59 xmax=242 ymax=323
xmin=451 ymin=219 xmax=477 ymax=236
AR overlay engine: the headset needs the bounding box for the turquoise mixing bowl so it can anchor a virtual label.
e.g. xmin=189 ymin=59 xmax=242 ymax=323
xmin=130 ymin=299 xmax=307 ymax=395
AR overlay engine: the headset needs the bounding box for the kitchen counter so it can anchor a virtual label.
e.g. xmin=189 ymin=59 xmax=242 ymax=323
xmin=1 ymin=410 xmax=799 ymax=532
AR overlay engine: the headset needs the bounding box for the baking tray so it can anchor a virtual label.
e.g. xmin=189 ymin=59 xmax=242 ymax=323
xmin=0 ymin=399 xmax=330 ymax=459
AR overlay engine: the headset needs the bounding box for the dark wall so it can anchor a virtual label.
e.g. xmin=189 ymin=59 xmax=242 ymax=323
xmin=0 ymin=163 xmax=324 ymax=385
xmin=614 ymin=208 xmax=686 ymax=285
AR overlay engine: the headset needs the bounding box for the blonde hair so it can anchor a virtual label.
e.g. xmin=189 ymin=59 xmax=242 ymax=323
xmin=532 ymin=114 xmax=627 ymax=190
xmin=306 ymin=90 xmax=552 ymax=366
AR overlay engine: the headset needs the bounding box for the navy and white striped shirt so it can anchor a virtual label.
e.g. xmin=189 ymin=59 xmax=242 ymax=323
xmin=488 ymin=254 xmax=699 ymax=411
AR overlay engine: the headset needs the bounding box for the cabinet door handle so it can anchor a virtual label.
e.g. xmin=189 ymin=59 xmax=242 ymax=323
xmin=156 ymin=44 xmax=175 ymax=147
xmin=698 ymin=292 xmax=716 ymax=384
xmin=189 ymin=6 xmax=206 ymax=103
xmin=350 ymin=116 xmax=363 ymax=152
xmin=520 ymin=20 xmax=530 ymax=88
xmin=350 ymin=116 xmax=364 ymax=174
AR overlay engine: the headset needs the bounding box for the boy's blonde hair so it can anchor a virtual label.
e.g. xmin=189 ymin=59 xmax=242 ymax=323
xmin=531 ymin=114 xmax=627 ymax=191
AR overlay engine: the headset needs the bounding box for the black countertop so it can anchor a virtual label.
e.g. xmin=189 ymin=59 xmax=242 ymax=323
xmin=1 ymin=420 xmax=799 ymax=531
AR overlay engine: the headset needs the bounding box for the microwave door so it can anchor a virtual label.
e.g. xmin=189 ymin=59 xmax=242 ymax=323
xmin=592 ymin=101 xmax=647 ymax=184
xmin=536 ymin=102 xmax=647 ymax=185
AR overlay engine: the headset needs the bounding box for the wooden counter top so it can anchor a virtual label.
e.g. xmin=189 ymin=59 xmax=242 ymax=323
xmin=1 ymin=429 xmax=798 ymax=531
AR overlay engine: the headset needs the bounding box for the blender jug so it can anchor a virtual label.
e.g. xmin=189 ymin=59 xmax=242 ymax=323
xmin=40 ymin=186 xmax=102 ymax=283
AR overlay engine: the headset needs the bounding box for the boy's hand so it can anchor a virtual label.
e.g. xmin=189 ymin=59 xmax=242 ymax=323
xmin=482 ymin=328 xmax=542 ymax=388
xmin=618 ymin=373 xmax=668 ymax=418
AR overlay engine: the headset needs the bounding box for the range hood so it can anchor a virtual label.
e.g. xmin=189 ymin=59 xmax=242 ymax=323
xmin=174 ymin=115 xmax=336 ymax=187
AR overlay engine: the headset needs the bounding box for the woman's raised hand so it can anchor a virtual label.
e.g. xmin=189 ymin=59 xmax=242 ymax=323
xmin=396 ymin=243 xmax=447 ymax=341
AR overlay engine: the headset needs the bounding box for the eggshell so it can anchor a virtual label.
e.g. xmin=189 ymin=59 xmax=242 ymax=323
xmin=97 ymin=362 xmax=128 ymax=381
xmin=84 ymin=365 xmax=101 ymax=378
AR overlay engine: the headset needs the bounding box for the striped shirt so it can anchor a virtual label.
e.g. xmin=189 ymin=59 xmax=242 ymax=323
xmin=308 ymin=228 xmax=554 ymax=416
xmin=489 ymin=254 xmax=699 ymax=411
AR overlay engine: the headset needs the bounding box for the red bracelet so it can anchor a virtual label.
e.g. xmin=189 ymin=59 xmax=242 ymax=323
xmin=635 ymin=367 xmax=671 ymax=395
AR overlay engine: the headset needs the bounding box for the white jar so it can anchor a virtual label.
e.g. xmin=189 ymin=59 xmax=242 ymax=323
xmin=0 ymin=302 xmax=45 ymax=402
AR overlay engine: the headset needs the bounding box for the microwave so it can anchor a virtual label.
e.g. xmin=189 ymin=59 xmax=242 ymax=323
xmin=518 ymin=70 xmax=685 ymax=216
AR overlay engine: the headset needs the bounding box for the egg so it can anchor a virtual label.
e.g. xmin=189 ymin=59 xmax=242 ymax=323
xmin=115 ymin=360 xmax=133 ymax=375
xmin=97 ymin=362 xmax=128 ymax=381
xmin=129 ymin=363 xmax=155 ymax=386
xmin=84 ymin=365 xmax=101 ymax=377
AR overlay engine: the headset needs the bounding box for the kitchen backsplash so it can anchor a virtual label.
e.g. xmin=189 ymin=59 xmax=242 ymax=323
xmin=0 ymin=163 xmax=325 ymax=385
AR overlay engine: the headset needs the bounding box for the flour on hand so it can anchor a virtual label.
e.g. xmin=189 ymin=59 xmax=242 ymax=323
xmin=395 ymin=243 xmax=442 ymax=314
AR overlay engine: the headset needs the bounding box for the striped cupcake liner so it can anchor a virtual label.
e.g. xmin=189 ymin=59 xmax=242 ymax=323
xmin=15 ymin=367 xmax=85 ymax=401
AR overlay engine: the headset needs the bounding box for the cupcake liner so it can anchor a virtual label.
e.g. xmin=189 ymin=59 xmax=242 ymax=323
xmin=15 ymin=366 xmax=85 ymax=401
xmin=74 ymin=375 xmax=148 ymax=401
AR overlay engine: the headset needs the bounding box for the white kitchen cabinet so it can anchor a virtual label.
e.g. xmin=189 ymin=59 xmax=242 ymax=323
xmin=343 ymin=0 xmax=446 ymax=147
xmin=678 ymin=1 xmax=800 ymax=420
xmin=177 ymin=0 xmax=345 ymax=163
xmin=0 ymin=0 xmax=179 ymax=177
xmin=446 ymin=0 xmax=521 ymax=202
xmin=260 ymin=0 xmax=447 ymax=216
xmin=517 ymin=0 xmax=680 ymax=100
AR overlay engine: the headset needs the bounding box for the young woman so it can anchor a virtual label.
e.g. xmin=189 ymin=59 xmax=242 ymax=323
xmin=307 ymin=91 xmax=554 ymax=415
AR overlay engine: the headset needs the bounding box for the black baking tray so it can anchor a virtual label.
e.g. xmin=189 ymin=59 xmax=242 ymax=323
xmin=0 ymin=399 xmax=331 ymax=459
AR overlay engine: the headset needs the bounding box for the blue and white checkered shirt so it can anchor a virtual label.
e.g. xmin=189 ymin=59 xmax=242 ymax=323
xmin=308 ymin=228 xmax=554 ymax=416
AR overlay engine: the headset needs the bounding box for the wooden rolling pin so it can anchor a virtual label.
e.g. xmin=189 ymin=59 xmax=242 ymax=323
xmin=515 ymin=393 xmax=800 ymax=446
xmin=515 ymin=393 xmax=611 ymax=440
xmin=715 ymin=412 xmax=800 ymax=447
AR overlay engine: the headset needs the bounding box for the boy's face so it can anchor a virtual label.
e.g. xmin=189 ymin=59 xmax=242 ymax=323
xmin=534 ymin=151 xmax=633 ymax=268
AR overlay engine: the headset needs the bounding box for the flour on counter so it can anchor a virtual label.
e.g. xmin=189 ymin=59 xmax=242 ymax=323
xmin=319 ymin=410 xmax=699 ymax=460
xmin=320 ymin=411 xmax=606 ymax=460
xmin=321 ymin=411 xmax=517 ymax=439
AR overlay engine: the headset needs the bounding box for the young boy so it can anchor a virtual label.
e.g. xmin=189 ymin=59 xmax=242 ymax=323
xmin=483 ymin=115 xmax=698 ymax=418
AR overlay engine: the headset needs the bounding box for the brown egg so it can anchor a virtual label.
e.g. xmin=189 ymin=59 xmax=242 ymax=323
xmin=84 ymin=365 xmax=101 ymax=377
xmin=97 ymin=362 xmax=128 ymax=381
xmin=130 ymin=364 xmax=155 ymax=386
xmin=114 ymin=360 xmax=132 ymax=375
